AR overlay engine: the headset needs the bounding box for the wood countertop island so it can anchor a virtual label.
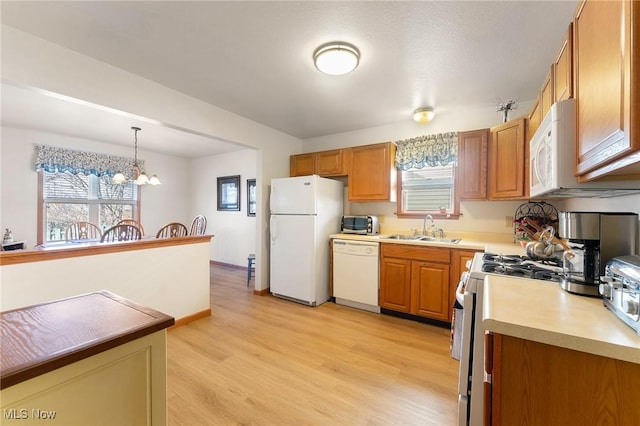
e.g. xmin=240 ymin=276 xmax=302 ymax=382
xmin=1 ymin=291 xmax=174 ymax=425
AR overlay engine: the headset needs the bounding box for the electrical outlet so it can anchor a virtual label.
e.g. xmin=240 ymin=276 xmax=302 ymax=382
xmin=505 ymin=216 xmax=514 ymax=227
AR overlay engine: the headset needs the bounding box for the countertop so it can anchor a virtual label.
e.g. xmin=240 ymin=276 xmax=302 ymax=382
xmin=330 ymin=233 xmax=525 ymax=256
xmin=0 ymin=291 xmax=175 ymax=389
xmin=483 ymin=275 xmax=640 ymax=364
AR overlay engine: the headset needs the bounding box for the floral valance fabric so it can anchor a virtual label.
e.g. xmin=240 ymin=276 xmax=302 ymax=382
xmin=394 ymin=132 xmax=458 ymax=170
xmin=34 ymin=145 xmax=142 ymax=177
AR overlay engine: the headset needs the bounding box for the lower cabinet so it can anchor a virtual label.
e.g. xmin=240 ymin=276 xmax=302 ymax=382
xmin=485 ymin=333 xmax=640 ymax=426
xmin=380 ymin=243 xmax=450 ymax=322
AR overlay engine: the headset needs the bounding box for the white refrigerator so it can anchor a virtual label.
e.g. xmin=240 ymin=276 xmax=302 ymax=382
xmin=270 ymin=175 xmax=344 ymax=306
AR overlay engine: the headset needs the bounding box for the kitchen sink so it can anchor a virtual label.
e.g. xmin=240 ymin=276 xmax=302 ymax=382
xmin=385 ymin=235 xmax=461 ymax=244
xmin=387 ymin=235 xmax=423 ymax=240
xmin=419 ymin=236 xmax=461 ymax=244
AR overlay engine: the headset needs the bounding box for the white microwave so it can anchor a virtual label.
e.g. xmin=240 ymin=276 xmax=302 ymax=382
xmin=529 ymin=99 xmax=640 ymax=198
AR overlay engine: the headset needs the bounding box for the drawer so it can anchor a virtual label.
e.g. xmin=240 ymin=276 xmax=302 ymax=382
xmin=381 ymin=243 xmax=450 ymax=263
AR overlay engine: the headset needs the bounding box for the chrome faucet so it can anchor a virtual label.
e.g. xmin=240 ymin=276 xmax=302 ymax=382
xmin=423 ymin=214 xmax=435 ymax=236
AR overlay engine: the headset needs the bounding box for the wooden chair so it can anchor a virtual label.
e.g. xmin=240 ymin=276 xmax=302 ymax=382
xmin=189 ymin=215 xmax=207 ymax=236
xmin=116 ymin=219 xmax=145 ymax=236
xmin=156 ymin=222 xmax=188 ymax=239
xmin=101 ymin=224 xmax=143 ymax=242
xmin=65 ymin=222 xmax=102 ymax=240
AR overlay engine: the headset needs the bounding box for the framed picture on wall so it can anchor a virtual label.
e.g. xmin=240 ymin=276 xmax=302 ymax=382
xmin=217 ymin=175 xmax=240 ymax=211
xmin=247 ymin=179 xmax=256 ymax=217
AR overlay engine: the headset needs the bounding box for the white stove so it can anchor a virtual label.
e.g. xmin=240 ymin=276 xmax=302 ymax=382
xmin=456 ymin=252 xmax=563 ymax=426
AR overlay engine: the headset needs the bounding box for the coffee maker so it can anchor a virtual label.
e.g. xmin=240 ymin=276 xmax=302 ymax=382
xmin=558 ymin=211 xmax=638 ymax=296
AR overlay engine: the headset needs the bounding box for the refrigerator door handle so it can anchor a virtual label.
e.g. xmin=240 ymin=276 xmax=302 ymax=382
xmin=269 ymin=186 xmax=275 ymax=215
xmin=270 ymin=216 xmax=277 ymax=244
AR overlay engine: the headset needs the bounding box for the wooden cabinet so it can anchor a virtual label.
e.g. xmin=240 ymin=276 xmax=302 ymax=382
xmin=540 ymin=68 xmax=554 ymax=119
xmin=348 ymin=142 xmax=397 ymax=202
xmin=486 ymin=333 xmax=640 ymax=426
xmin=380 ymin=255 xmax=412 ymax=313
xmin=449 ymin=249 xmax=480 ymax=321
xmin=290 ymin=149 xmax=349 ymax=177
xmin=290 ymin=153 xmax=315 ymax=176
xmin=488 ymin=118 xmax=527 ymax=199
xmin=411 ymin=261 xmax=450 ymax=321
xmin=456 ymin=129 xmax=489 ymax=200
xmin=574 ymin=0 xmax=640 ymax=180
xmin=554 ymin=22 xmax=573 ymax=102
xmin=380 ymin=243 xmax=450 ymax=322
xmin=527 ymin=97 xmax=542 ymax=144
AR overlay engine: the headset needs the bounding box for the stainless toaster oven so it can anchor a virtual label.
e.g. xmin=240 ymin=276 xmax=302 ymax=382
xmin=340 ymin=215 xmax=379 ymax=235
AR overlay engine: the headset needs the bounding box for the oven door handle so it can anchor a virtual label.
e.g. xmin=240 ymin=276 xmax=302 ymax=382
xmin=456 ymin=272 xmax=468 ymax=305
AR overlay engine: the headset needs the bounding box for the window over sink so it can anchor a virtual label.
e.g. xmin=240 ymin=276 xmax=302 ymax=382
xmin=394 ymin=131 xmax=460 ymax=219
xmin=397 ymin=165 xmax=459 ymax=218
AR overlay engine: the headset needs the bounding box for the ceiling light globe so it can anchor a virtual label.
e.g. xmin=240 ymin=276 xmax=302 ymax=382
xmin=149 ymin=175 xmax=162 ymax=185
xmin=314 ymin=43 xmax=360 ymax=75
xmin=413 ymin=107 xmax=435 ymax=124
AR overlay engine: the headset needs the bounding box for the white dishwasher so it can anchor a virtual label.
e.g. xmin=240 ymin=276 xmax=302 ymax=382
xmin=333 ymin=239 xmax=380 ymax=313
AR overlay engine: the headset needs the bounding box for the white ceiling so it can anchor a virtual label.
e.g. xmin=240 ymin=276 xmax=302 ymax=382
xmin=1 ymin=1 xmax=578 ymax=157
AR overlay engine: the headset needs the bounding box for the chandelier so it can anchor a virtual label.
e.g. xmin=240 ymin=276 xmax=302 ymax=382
xmin=112 ymin=126 xmax=161 ymax=185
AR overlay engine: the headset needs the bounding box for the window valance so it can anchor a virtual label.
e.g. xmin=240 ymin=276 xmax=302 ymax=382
xmin=395 ymin=132 xmax=458 ymax=170
xmin=34 ymin=145 xmax=142 ymax=177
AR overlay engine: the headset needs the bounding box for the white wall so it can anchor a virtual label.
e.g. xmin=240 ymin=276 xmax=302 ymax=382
xmin=0 ymin=127 xmax=190 ymax=248
xmin=191 ymin=149 xmax=258 ymax=267
xmin=0 ymin=241 xmax=211 ymax=320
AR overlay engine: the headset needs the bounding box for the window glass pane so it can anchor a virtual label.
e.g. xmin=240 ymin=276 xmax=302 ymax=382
xmin=99 ymin=175 xmax=136 ymax=200
xmin=43 ymin=172 xmax=91 ymax=199
xmin=100 ymin=204 xmax=135 ymax=230
xmin=400 ymin=165 xmax=455 ymax=213
xmin=45 ymin=203 xmax=89 ymax=241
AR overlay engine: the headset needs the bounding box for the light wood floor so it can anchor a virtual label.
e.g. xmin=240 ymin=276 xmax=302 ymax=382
xmin=167 ymin=264 xmax=460 ymax=425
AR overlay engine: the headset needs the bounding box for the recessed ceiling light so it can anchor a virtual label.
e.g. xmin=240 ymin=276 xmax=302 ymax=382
xmin=313 ymin=42 xmax=360 ymax=75
xmin=413 ymin=107 xmax=435 ymax=124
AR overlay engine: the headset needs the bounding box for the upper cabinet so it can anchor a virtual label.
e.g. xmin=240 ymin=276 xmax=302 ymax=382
xmin=554 ymin=22 xmax=574 ymax=103
xmin=574 ymin=0 xmax=640 ymax=180
xmin=290 ymin=148 xmax=349 ymax=177
xmin=457 ymin=129 xmax=489 ymax=200
xmin=488 ymin=118 xmax=527 ymax=199
xmin=348 ymin=142 xmax=397 ymax=202
xmin=290 ymin=153 xmax=315 ymax=177
xmin=540 ymin=68 xmax=555 ymax=120
xmin=527 ymin=97 xmax=542 ymax=144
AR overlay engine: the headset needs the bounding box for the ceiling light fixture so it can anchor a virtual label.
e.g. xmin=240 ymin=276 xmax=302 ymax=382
xmin=413 ymin=107 xmax=435 ymax=124
xmin=113 ymin=126 xmax=161 ymax=186
xmin=313 ymin=42 xmax=360 ymax=75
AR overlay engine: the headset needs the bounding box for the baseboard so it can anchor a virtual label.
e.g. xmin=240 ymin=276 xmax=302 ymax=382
xmin=168 ymin=309 xmax=211 ymax=329
xmin=210 ymin=260 xmax=246 ymax=270
xmin=253 ymin=288 xmax=269 ymax=296
xmin=380 ymin=308 xmax=450 ymax=328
